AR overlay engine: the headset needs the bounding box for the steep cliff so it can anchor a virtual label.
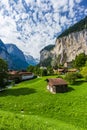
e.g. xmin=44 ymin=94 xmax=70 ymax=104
xmin=53 ymin=29 xmax=87 ymax=64
xmin=40 ymin=17 xmax=87 ymax=66
xmin=40 ymin=45 xmax=54 ymax=66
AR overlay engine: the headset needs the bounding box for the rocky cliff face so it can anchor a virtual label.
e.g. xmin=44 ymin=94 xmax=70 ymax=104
xmin=40 ymin=45 xmax=54 ymax=66
xmin=53 ymin=29 xmax=87 ymax=64
xmin=40 ymin=29 xmax=87 ymax=66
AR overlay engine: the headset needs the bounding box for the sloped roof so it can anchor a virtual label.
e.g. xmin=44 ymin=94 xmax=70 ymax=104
xmin=18 ymin=72 xmax=33 ymax=75
xmin=58 ymin=69 xmax=64 ymax=72
xmin=8 ymin=71 xmax=33 ymax=76
xmin=47 ymin=78 xmax=67 ymax=86
xmin=68 ymin=68 xmax=77 ymax=72
xmin=8 ymin=71 xmax=18 ymax=75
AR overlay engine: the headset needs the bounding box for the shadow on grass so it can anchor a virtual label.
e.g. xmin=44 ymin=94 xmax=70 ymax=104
xmin=73 ymin=80 xmax=87 ymax=86
xmin=67 ymin=86 xmax=74 ymax=92
xmin=0 ymin=88 xmax=36 ymax=96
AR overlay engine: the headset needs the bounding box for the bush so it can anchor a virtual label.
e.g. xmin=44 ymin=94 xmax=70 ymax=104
xmin=57 ymin=75 xmax=63 ymax=79
xmin=65 ymin=72 xmax=79 ymax=84
xmin=75 ymin=72 xmax=83 ymax=78
xmin=80 ymin=66 xmax=87 ymax=80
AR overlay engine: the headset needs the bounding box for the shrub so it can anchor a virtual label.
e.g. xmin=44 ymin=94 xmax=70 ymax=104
xmin=75 ymin=72 xmax=83 ymax=78
xmin=80 ymin=66 xmax=87 ymax=80
xmin=65 ymin=72 xmax=78 ymax=84
xmin=57 ymin=75 xmax=63 ymax=79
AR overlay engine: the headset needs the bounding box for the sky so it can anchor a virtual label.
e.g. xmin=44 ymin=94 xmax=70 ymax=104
xmin=0 ymin=0 xmax=87 ymax=59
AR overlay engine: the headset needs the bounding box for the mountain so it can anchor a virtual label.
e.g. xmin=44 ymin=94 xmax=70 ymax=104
xmin=25 ymin=55 xmax=39 ymax=66
xmin=0 ymin=39 xmax=7 ymax=51
xmin=0 ymin=40 xmax=38 ymax=70
xmin=0 ymin=40 xmax=13 ymax=68
xmin=40 ymin=16 xmax=87 ymax=66
xmin=5 ymin=44 xmax=28 ymax=70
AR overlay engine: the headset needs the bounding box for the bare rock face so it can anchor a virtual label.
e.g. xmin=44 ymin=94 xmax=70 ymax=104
xmin=53 ymin=29 xmax=87 ymax=64
xmin=40 ymin=45 xmax=54 ymax=66
xmin=40 ymin=29 xmax=87 ymax=66
xmin=40 ymin=50 xmax=52 ymax=62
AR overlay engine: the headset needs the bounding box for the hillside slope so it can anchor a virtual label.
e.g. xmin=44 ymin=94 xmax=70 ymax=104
xmin=0 ymin=110 xmax=83 ymax=130
xmin=0 ymin=76 xmax=87 ymax=129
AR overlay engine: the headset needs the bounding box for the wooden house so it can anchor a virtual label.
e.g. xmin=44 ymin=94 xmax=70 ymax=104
xmin=18 ymin=72 xmax=34 ymax=80
xmin=8 ymin=71 xmax=20 ymax=81
xmin=68 ymin=68 xmax=78 ymax=73
xmin=58 ymin=68 xmax=68 ymax=74
xmin=47 ymin=78 xmax=68 ymax=94
xmin=8 ymin=71 xmax=34 ymax=81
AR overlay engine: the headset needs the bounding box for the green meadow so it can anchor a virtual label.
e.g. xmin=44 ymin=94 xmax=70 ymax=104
xmin=0 ymin=76 xmax=87 ymax=130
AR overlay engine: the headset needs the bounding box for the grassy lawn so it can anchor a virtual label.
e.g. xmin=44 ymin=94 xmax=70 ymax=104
xmin=0 ymin=76 xmax=87 ymax=130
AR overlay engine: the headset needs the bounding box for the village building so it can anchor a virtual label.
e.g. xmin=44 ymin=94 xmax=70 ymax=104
xmin=58 ymin=69 xmax=65 ymax=74
xmin=58 ymin=68 xmax=68 ymax=74
xmin=8 ymin=71 xmax=20 ymax=81
xmin=68 ymin=68 xmax=78 ymax=73
xmin=18 ymin=72 xmax=34 ymax=80
xmin=47 ymin=78 xmax=68 ymax=94
xmin=64 ymin=62 xmax=72 ymax=68
xmin=8 ymin=71 xmax=34 ymax=81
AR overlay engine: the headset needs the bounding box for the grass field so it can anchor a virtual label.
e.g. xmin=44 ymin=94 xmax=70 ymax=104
xmin=0 ymin=76 xmax=87 ymax=130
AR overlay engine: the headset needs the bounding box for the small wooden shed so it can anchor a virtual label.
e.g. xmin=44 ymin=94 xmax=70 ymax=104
xmin=47 ymin=78 xmax=68 ymax=94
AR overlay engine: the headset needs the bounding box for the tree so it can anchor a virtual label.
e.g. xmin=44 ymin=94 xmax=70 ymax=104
xmin=27 ymin=65 xmax=35 ymax=72
xmin=47 ymin=66 xmax=54 ymax=75
xmin=0 ymin=58 xmax=8 ymax=89
xmin=73 ymin=53 xmax=87 ymax=68
xmin=40 ymin=68 xmax=47 ymax=76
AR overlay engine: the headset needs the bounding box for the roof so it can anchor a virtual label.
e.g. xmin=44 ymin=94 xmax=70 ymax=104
xmin=8 ymin=71 xmax=18 ymax=75
xmin=68 ymin=68 xmax=77 ymax=72
xmin=8 ymin=71 xmax=33 ymax=76
xmin=47 ymin=78 xmax=67 ymax=86
xmin=58 ymin=69 xmax=64 ymax=72
xmin=18 ymin=72 xmax=33 ymax=76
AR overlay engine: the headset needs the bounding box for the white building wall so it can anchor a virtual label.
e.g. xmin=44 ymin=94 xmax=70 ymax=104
xmin=22 ymin=74 xmax=34 ymax=80
xmin=47 ymin=85 xmax=50 ymax=90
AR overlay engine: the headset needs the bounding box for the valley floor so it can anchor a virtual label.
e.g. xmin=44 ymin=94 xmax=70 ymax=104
xmin=0 ymin=76 xmax=87 ymax=130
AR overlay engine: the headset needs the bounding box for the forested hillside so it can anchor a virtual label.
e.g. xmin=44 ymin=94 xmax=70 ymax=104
xmin=58 ymin=16 xmax=87 ymax=38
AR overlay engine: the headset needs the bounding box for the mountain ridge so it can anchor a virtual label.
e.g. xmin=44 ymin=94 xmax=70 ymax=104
xmin=0 ymin=40 xmax=38 ymax=70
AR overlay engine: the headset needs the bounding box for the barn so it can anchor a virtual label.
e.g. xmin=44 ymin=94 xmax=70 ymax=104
xmin=47 ymin=78 xmax=68 ymax=94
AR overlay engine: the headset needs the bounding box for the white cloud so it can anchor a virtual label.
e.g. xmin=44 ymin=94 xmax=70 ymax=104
xmin=51 ymin=0 xmax=68 ymax=9
xmin=85 ymin=9 xmax=87 ymax=15
xmin=0 ymin=0 xmax=86 ymax=59
xmin=75 ymin=0 xmax=83 ymax=3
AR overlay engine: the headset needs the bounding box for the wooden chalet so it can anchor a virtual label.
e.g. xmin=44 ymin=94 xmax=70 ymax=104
xmin=47 ymin=78 xmax=68 ymax=94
